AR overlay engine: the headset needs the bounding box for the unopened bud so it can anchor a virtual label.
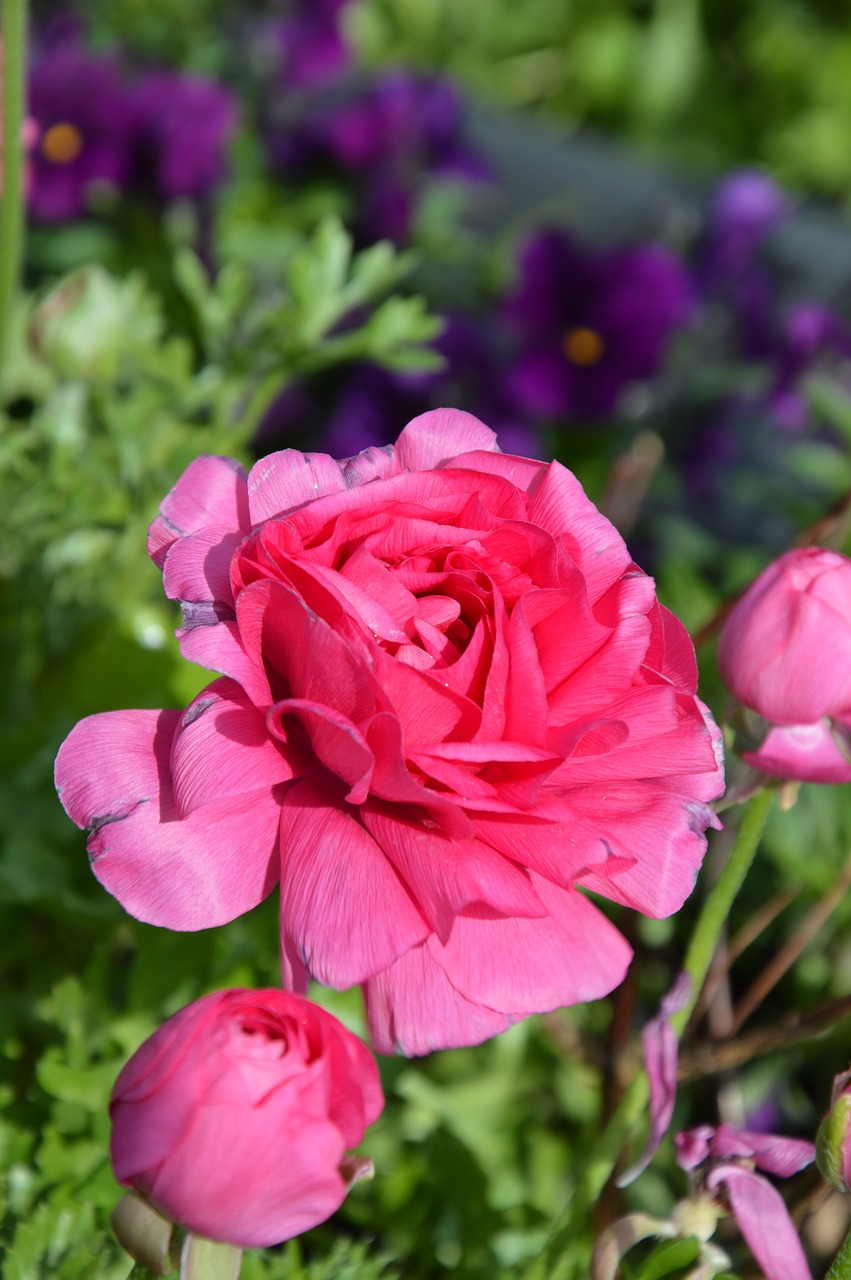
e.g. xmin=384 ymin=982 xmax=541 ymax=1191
xmin=817 ymin=1069 xmax=851 ymax=1193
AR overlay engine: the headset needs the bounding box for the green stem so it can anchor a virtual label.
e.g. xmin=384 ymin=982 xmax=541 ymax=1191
xmin=0 ymin=0 xmax=27 ymax=397
xmin=825 ymin=1224 xmax=851 ymax=1280
xmin=535 ymin=786 xmax=775 ymax=1280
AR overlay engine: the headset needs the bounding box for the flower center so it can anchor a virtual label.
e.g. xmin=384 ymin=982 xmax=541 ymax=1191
xmin=562 ymin=326 xmax=605 ymax=366
xmin=41 ymin=122 xmax=84 ymax=166
xmin=230 ymin=1014 xmax=288 ymax=1060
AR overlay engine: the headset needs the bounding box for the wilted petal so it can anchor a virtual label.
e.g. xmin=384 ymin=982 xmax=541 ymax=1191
xmin=712 ymin=1166 xmax=812 ymax=1280
xmin=618 ymin=973 xmax=692 ymax=1186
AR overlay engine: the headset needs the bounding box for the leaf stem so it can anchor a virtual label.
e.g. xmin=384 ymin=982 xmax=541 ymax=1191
xmin=0 ymin=0 xmax=28 ymax=396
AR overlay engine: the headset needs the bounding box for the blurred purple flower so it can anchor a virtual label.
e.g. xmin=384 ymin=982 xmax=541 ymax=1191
xmin=270 ymin=0 xmax=354 ymax=90
xmin=769 ymin=302 xmax=851 ymax=432
xmin=503 ymin=230 xmax=694 ymax=421
xmin=701 ymin=169 xmax=791 ymax=286
xmin=28 ymin=42 xmax=136 ymax=221
xmin=132 ymin=71 xmax=235 ymax=202
xmin=266 ymin=70 xmax=488 ymax=244
xmin=676 ymin=1124 xmax=815 ymax=1280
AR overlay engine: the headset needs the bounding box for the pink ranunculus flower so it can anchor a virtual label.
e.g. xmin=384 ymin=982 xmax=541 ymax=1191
xmin=717 ymin=547 xmax=851 ymax=783
xmin=56 ymin=410 xmax=724 ymax=1054
xmin=110 ymin=988 xmax=383 ymax=1248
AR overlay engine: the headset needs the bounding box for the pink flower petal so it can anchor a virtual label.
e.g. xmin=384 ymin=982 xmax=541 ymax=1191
xmin=441 ymin=447 xmax=548 ymax=496
xmin=364 ymin=942 xmax=512 ymax=1056
xmin=247 ymin=448 xmax=351 ymax=524
xmin=279 ymin=777 xmax=429 ymax=989
xmin=361 ymin=803 xmax=547 ymax=939
xmin=268 ymin=699 xmax=374 ymax=804
xmin=428 ymin=871 xmax=632 ymax=1014
xmin=714 ymin=1166 xmax=813 ymax=1280
xmin=394 ymin=408 xmax=499 ymax=470
xmin=525 ymin=462 xmax=631 ymax=604
xmin=573 ymin=783 xmax=719 ymax=918
xmin=162 ymin=526 xmax=244 ymax=613
xmin=171 ymin=678 xmax=298 ymax=816
xmin=710 ymin=1125 xmax=815 ymax=1177
xmin=745 ymin=720 xmax=851 ymax=784
xmin=176 ymin=618 xmax=272 ymax=707
xmin=148 ymin=1107 xmax=346 ymax=1248
xmin=56 ymin=710 xmax=281 ymax=929
xmin=148 ymin=455 xmax=248 ymax=568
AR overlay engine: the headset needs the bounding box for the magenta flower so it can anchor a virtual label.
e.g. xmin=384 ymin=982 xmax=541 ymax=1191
xmin=131 ymin=70 xmax=235 ymax=202
xmin=676 ymin=1124 xmax=815 ymax=1280
xmin=111 ymin=988 xmax=382 ymax=1248
xmin=28 ymin=42 xmax=136 ymax=221
xmin=56 ymin=411 xmax=724 ymax=1055
xmin=503 ymin=230 xmax=694 ymax=422
xmin=718 ymin=547 xmax=851 ymax=782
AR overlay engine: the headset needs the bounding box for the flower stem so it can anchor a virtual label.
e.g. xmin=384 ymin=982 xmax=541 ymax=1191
xmin=533 ymin=786 xmax=775 ymax=1280
xmin=825 ymin=1224 xmax=851 ymax=1280
xmin=0 ymin=0 xmax=28 ymax=397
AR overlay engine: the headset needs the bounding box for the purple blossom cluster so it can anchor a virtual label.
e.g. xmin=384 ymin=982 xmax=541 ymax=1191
xmin=23 ymin=16 xmax=851 ymax=476
xmin=27 ymin=37 xmax=235 ymax=221
xmin=263 ymin=69 xmax=489 ymax=246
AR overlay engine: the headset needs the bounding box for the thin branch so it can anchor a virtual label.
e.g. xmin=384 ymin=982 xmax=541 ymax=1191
xmin=678 ymin=993 xmax=851 ymax=1083
xmin=730 ymin=853 xmax=851 ymax=1034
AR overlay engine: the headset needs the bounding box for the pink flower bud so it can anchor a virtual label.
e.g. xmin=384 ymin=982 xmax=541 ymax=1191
xmin=717 ymin=547 xmax=851 ymax=782
xmin=817 ymin=1067 xmax=851 ymax=1193
xmin=109 ymin=989 xmax=384 ymax=1249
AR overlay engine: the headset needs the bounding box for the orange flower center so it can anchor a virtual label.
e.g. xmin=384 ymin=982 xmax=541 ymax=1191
xmin=41 ymin=122 xmax=84 ymax=166
xmin=562 ymin=326 xmax=605 ymax=366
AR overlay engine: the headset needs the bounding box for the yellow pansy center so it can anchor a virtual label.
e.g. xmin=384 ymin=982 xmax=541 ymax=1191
xmin=561 ymin=326 xmax=605 ymax=366
xmin=41 ymin=122 xmax=84 ymax=166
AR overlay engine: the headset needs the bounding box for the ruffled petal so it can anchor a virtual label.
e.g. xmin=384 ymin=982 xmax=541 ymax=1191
xmin=55 ymin=710 xmax=281 ymax=929
xmin=171 ymin=678 xmax=298 ymax=816
xmin=147 ymin=455 xmax=249 ymax=568
xmin=247 ymin=449 xmax=351 ymax=524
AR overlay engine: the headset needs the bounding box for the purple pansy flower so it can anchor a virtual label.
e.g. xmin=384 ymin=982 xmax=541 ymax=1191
xmin=266 ymin=69 xmax=488 ymax=245
xmin=676 ymin=1124 xmax=815 ymax=1280
xmin=28 ymin=42 xmax=136 ymax=222
xmin=503 ymin=229 xmax=694 ymax=421
xmin=131 ymin=70 xmax=236 ymax=202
